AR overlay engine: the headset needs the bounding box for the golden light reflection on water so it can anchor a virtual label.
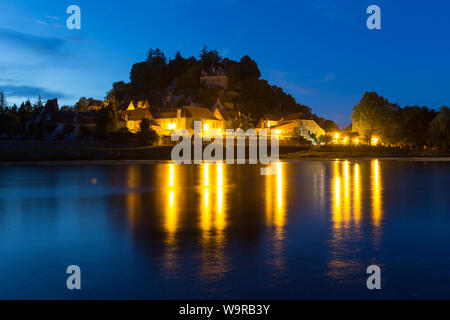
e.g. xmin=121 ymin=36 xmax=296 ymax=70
xmin=166 ymin=164 xmax=177 ymax=244
xmin=328 ymin=160 xmax=383 ymax=281
xmin=372 ymin=160 xmax=382 ymax=227
xmin=123 ymin=160 xmax=383 ymax=284
xmin=265 ymin=162 xmax=286 ymax=271
xmin=126 ymin=165 xmax=140 ymax=228
xmin=199 ymin=162 xmax=229 ymax=281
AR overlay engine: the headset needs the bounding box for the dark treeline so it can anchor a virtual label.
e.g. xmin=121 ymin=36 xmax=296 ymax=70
xmin=0 ymin=92 xmax=44 ymax=138
xmin=352 ymin=92 xmax=450 ymax=150
xmin=105 ymin=46 xmax=340 ymax=132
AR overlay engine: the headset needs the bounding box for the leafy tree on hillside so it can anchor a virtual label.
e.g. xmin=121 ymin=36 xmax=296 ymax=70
xmin=429 ymin=106 xmax=450 ymax=150
xmin=138 ymin=118 xmax=158 ymax=146
xmin=96 ymin=106 xmax=117 ymax=135
xmin=147 ymin=48 xmax=167 ymax=64
xmin=199 ymin=45 xmax=222 ymax=70
xmin=75 ymin=97 xmax=89 ymax=112
xmin=351 ymin=91 xmax=400 ymax=143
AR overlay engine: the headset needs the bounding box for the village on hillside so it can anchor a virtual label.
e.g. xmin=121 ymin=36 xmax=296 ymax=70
xmin=1 ymin=48 xmax=448 ymax=153
xmin=17 ymin=63 xmax=328 ymax=146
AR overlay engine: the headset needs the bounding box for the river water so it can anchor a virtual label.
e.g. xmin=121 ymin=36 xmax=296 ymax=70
xmin=0 ymin=160 xmax=449 ymax=299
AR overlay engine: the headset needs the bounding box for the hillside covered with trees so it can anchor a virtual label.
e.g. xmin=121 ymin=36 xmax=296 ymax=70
xmin=104 ymin=46 xmax=340 ymax=132
xmin=352 ymin=92 xmax=450 ymax=150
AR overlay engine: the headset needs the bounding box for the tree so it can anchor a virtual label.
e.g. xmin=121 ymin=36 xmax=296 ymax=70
xmin=429 ymin=106 xmax=450 ymax=151
xmin=138 ymin=118 xmax=158 ymax=146
xmin=351 ymin=91 xmax=400 ymax=144
xmin=75 ymin=97 xmax=89 ymax=112
xmin=147 ymin=48 xmax=167 ymax=64
xmin=106 ymin=81 xmax=131 ymax=106
xmin=0 ymin=90 xmax=7 ymax=112
xmin=396 ymin=106 xmax=436 ymax=149
xmin=35 ymin=95 xmax=43 ymax=109
xmin=231 ymin=113 xmax=255 ymax=130
xmin=96 ymin=106 xmax=117 ymax=135
xmin=0 ymin=112 xmax=19 ymax=137
xmin=238 ymin=55 xmax=261 ymax=79
xmin=199 ymin=45 xmax=222 ymax=70
xmin=19 ymin=99 xmax=33 ymax=114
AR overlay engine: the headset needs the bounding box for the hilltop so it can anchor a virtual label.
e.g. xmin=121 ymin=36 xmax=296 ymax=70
xmin=100 ymin=47 xmax=339 ymax=132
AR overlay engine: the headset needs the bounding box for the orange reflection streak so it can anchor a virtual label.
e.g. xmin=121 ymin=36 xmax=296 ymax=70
xmin=372 ymin=159 xmax=382 ymax=227
xmin=165 ymin=164 xmax=177 ymax=241
xmin=332 ymin=161 xmax=342 ymax=227
xmin=200 ymin=163 xmax=211 ymax=233
xmin=199 ymin=162 xmax=229 ymax=281
xmin=275 ymin=161 xmax=284 ymax=231
xmin=264 ymin=161 xmax=286 ymax=272
xmin=216 ymin=163 xmax=225 ymax=230
xmin=126 ymin=165 xmax=140 ymax=229
xmin=343 ymin=161 xmax=351 ymax=227
xmin=353 ymin=163 xmax=361 ymax=224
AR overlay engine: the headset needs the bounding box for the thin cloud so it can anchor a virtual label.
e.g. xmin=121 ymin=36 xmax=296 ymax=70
xmin=45 ymin=15 xmax=61 ymax=21
xmin=0 ymin=84 xmax=70 ymax=100
xmin=311 ymin=73 xmax=336 ymax=85
xmin=0 ymin=28 xmax=67 ymax=56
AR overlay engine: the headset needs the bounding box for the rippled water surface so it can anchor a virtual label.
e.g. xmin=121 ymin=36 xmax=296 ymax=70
xmin=0 ymin=160 xmax=449 ymax=299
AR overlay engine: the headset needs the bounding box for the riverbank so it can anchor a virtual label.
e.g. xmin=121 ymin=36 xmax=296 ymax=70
xmin=1 ymin=142 xmax=449 ymax=162
xmin=281 ymin=145 xmax=450 ymax=160
xmin=0 ymin=141 xmax=305 ymax=162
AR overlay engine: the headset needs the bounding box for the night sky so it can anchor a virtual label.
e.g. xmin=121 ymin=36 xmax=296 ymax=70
xmin=0 ymin=0 xmax=449 ymax=126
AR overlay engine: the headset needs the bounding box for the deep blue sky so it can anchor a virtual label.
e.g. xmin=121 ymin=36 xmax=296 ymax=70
xmin=0 ymin=0 xmax=449 ymax=126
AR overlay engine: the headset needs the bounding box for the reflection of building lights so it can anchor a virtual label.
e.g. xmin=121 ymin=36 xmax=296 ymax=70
xmin=275 ymin=130 xmax=281 ymax=135
xmin=169 ymin=163 xmax=174 ymax=187
xmin=204 ymin=163 xmax=209 ymax=187
xmin=277 ymin=162 xmax=282 ymax=211
xmin=217 ymin=163 xmax=223 ymax=187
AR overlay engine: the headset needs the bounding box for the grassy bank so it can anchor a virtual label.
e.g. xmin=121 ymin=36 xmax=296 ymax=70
xmin=0 ymin=141 xmax=305 ymax=162
xmin=281 ymin=145 xmax=450 ymax=160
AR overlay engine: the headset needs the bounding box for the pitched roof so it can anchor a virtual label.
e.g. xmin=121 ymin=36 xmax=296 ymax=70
xmin=283 ymin=112 xmax=305 ymax=121
xmin=216 ymin=109 xmax=238 ymax=121
xmin=270 ymin=121 xmax=297 ymax=129
xmin=181 ymin=106 xmax=218 ymax=120
xmin=121 ymin=108 xmax=153 ymax=121
xmin=156 ymin=111 xmax=177 ymax=119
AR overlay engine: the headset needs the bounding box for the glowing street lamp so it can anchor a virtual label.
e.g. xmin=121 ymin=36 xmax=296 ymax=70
xmin=371 ymin=137 xmax=379 ymax=146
